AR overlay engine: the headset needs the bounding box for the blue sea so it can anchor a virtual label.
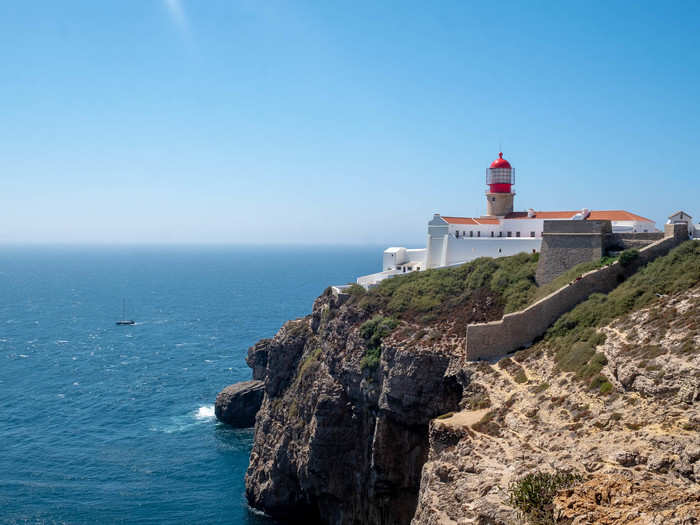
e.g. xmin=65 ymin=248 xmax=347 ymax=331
xmin=0 ymin=246 xmax=379 ymax=525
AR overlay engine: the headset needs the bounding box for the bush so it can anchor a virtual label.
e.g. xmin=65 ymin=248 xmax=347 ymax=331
xmin=598 ymin=381 xmax=613 ymax=395
xmin=360 ymin=316 xmax=398 ymax=348
xmin=508 ymin=470 xmax=584 ymax=525
xmin=619 ymin=249 xmax=640 ymax=267
xmin=344 ymin=283 xmax=366 ymax=297
xmin=361 ymin=346 xmax=381 ymax=370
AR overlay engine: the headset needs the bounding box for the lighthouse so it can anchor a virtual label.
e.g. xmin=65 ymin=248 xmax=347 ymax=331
xmin=485 ymin=152 xmax=515 ymax=216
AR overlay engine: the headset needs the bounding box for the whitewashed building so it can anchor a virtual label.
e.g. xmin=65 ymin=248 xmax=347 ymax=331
xmin=667 ymin=211 xmax=698 ymax=239
xmin=357 ymin=152 xmax=658 ymax=288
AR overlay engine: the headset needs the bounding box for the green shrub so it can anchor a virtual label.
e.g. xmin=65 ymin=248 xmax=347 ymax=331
xmin=359 ymin=315 xmax=396 ymax=370
xmin=294 ymin=348 xmax=322 ymax=388
xmin=578 ymin=352 xmax=607 ymax=380
xmin=619 ymin=249 xmax=640 ymax=267
xmin=436 ymin=412 xmax=454 ymax=420
xmin=533 ymin=382 xmax=550 ymax=394
xmin=344 ymin=283 xmax=366 ymax=297
xmin=361 ymin=346 xmax=381 ymax=370
xmin=508 ymin=470 xmax=584 ymax=525
xmin=360 ymin=316 xmax=398 ymax=348
xmin=556 ymin=342 xmax=595 ymax=374
xmin=514 ymin=369 xmax=528 ymax=383
xmin=598 ymin=381 xmax=613 ymax=395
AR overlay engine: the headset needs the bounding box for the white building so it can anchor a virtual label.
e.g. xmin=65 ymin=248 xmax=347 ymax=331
xmin=357 ymin=152 xmax=657 ymax=288
xmin=667 ymin=211 xmax=698 ymax=239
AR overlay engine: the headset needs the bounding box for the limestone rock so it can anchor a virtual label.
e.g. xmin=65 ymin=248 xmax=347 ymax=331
xmin=553 ymin=474 xmax=700 ymax=524
xmin=214 ymin=380 xmax=264 ymax=427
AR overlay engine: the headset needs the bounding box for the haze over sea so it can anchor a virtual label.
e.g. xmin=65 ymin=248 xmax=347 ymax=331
xmin=0 ymin=246 xmax=378 ymax=524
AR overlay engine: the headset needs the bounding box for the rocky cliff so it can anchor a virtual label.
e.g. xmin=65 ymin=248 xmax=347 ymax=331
xmin=241 ymin=242 xmax=699 ymax=524
xmin=244 ymin=288 xmax=467 ymax=524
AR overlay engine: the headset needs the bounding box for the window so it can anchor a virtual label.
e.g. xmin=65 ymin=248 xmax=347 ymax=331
xmin=477 ymin=231 xmax=481 ymax=237
xmin=507 ymin=231 xmax=512 ymax=237
xmin=491 ymin=231 xmax=494 ymax=237
xmin=516 ymin=231 xmax=520 ymax=237
xmin=498 ymin=248 xmax=502 ymax=253
xmin=469 ymin=231 xmax=473 ymax=237
xmin=530 ymin=231 xmax=535 ymax=237
xmin=499 ymin=232 xmax=503 ymax=237
xmin=407 ymin=267 xmax=412 ymax=271
xmin=455 ymin=231 xmax=459 ymax=238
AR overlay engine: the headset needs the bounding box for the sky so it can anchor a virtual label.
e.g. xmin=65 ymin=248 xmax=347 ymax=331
xmin=1 ymin=1 xmax=699 ymax=245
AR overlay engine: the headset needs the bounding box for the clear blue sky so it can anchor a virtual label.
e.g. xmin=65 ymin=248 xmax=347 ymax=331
xmin=1 ymin=1 xmax=698 ymax=245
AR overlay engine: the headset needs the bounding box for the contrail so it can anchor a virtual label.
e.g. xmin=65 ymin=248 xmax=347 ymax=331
xmin=164 ymin=0 xmax=189 ymax=35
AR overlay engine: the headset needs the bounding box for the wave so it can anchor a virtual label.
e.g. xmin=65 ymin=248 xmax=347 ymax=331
xmin=150 ymin=405 xmax=216 ymax=433
xmin=195 ymin=405 xmax=215 ymax=420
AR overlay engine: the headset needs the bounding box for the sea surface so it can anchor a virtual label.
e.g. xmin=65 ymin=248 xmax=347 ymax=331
xmin=0 ymin=246 xmax=380 ymax=524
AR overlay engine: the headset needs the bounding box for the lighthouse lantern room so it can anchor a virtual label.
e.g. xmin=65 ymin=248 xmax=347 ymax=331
xmin=485 ymin=152 xmax=515 ymax=216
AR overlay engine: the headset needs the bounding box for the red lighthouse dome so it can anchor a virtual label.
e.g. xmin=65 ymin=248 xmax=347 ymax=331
xmin=489 ymin=152 xmax=511 ymax=170
xmin=486 ymin=152 xmax=514 ymax=193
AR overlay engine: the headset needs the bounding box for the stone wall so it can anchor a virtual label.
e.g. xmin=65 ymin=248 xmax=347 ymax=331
xmin=608 ymin=232 xmax=664 ymax=251
xmin=535 ymin=220 xmax=612 ymax=285
xmin=465 ymin=223 xmax=689 ymax=361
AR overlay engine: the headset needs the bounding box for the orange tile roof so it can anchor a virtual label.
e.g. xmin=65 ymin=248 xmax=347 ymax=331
xmin=441 ymin=216 xmax=478 ymax=225
xmin=504 ymin=210 xmax=653 ymax=222
xmin=441 ymin=210 xmax=653 ymax=225
xmin=587 ymin=210 xmax=653 ymax=222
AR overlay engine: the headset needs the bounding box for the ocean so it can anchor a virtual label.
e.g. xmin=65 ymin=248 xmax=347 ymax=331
xmin=0 ymin=246 xmax=380 ymax=524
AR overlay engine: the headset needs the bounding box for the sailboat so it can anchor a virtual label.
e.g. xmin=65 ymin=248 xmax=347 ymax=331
xmin=116 ymin=299 xmax=135 ymax=326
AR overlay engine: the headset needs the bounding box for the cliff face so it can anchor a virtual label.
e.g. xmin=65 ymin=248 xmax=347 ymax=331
xmin=245 ymin=289 xmax=468 ymax=524
xmin=243 ymin=243 xmax=699 ymax=524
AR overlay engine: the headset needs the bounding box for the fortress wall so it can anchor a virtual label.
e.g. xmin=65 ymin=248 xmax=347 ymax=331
xmin=535 ymin=221 xmax=611 ymax=285
xmin=465 ymin=224 xmax=689 ymax=361
xmin=608 ymin=232 xmax=664 ymax=251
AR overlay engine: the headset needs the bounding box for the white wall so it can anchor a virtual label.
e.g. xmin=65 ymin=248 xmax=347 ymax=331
xmin=445 ymin=237 xmax=542 ymax=265
xmin=449 ymin=218 xmax=544 ymax=239
xmin=612 ymin=220 xmax=656 ymax=233
xmin=382 ymin=248 xmax=427 ymax=271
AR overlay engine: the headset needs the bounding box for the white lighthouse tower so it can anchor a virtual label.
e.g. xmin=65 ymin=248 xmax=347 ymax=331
xmin=485 ymin=152 xmax=515 ymax=216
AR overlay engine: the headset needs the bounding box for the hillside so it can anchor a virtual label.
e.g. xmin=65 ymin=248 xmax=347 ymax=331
xmin=416 ymin=240 xmax=700 ymax=524
xmin=242 ymin=241 xmax=699 ymax=524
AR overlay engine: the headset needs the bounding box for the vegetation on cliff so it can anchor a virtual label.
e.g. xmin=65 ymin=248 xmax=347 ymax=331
xmin=540 ymin=241 xmax=700 ymax=393
xmin=347 ymin=252 xmax=541 ymax=330
xmin=508 ymin=470 xmax=583 ymax=525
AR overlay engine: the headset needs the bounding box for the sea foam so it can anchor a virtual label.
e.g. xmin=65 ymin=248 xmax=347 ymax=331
xmin=196 ymin=405 xmax=215 ymax=420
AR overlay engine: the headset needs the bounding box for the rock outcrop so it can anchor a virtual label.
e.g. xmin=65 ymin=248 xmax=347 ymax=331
xmin=553 ymin=474 xmax=700 ymax=524
xmin=215 ymin=380 xmax=264 ymax=427
xmin=244 ymin=289 xmax=465 ymax=524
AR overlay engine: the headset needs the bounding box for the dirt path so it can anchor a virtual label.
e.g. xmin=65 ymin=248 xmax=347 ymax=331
xmin=436 ymin=408 xmax=490 ymax=429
